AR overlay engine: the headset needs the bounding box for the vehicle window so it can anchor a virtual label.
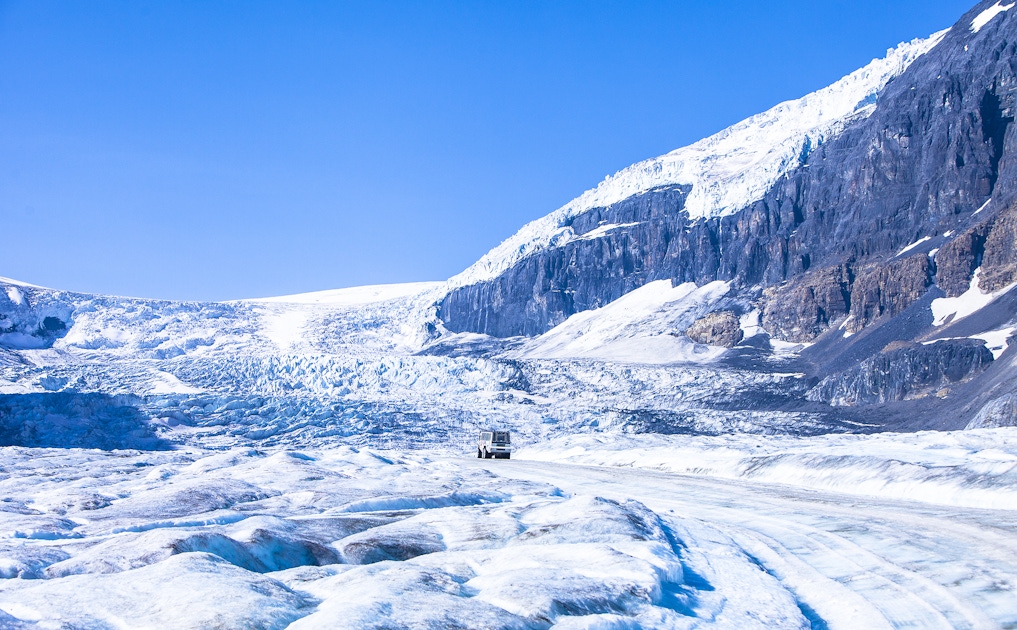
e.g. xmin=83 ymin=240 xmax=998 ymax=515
xmin=482 ymin=432 xmax=492 ymax=441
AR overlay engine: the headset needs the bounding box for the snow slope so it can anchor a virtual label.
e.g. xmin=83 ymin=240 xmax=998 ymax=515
xmin=519 ymin=428 xmax=1017 ymax=510
xmin=971 ymin=1 xmax=1014 ymax=32
xmin=507 ymin=280 xmax=732 ymax=364
xmin=247 ymin=282 xmax=441 ymax=306
xmin=442 ymin=31 xmax=948 ymax=293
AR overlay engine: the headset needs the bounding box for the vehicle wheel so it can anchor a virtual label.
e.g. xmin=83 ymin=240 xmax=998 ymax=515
xmin=477 ymin=448 xmax=482 ymax=458
xmin=483 ymin=449 xmax=490 ymax=459
xmin=505 ymin=453 xmax=510 ymax=460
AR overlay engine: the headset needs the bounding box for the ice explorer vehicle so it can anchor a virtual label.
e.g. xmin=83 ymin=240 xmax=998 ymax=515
xmin=477 ymin=430 xmax=511 ymax=459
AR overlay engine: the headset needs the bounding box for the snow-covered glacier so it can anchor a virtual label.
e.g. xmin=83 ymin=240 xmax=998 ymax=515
xmin=4 ymin=1 xmax=1017 ymax=626
xmin=0 ymin=276 xmax=834 ymax=452
xmin=2 ymin=268 xmax=1017 ymax=627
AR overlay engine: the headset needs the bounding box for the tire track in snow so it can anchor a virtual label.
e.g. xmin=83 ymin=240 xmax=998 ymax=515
xmin=465 ymin=459 xmax=1017 ymax=629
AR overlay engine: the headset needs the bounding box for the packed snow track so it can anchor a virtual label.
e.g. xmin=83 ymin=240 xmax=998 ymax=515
xmin=476 ymin=457 xmax=1017 ymax=629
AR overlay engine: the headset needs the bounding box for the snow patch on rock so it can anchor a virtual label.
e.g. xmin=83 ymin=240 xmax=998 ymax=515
xmin=931 ymin=269 xmax=1017 ymax=326
xmin=971 ymin=1 xmax=1014 ymax=32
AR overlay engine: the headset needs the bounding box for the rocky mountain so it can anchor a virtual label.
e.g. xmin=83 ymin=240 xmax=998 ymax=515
xmin=435 ymin=0 xmax=1017 ymax=430
xmin=1 ymin=0 xmax=1016 ymax=449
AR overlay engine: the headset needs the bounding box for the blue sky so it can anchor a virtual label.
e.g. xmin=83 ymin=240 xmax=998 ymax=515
xmin=1 ymin=0 xmax=975 ymax=300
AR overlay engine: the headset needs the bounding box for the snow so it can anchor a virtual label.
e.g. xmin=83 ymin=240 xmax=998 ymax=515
xmin=1 ymin=441 xmax=1014 ymax=628
xmin=972 ymin=327 xmax=1016 ymax=359
xmin=739 ymin=309 xmax=765 ymax=339
xmin=507 ymin=280 xmax=731 ymax=364
xmin=0 ymin=276 xmax=46 ymax=289
xmin=896 ymin=236 xmax=931 ymax=256
xmin=247 ymin=282 xmax=441 ymax=306
xmin=931 ymin=268 xmax=1017 ymax=326
xmin=442 ymin=31 xmax=947 ymax=293
xmin=149 ymin=370 xmax=205 ymax=395
xmin=974 ymin=198 xmax=992 ymax=214
xmin=518 ymin=429 xmax=1017 ymax=510
xmin=924 ymin=326 xmax=1016 ymax=359
xmin=571 ymin=222 xmax=641 ymax=242
xmin=971 ymin=2 xmax=1014 ymax=32
xmin=4 ymin=287 xmax=23 ymax=307
xmin=260 ymin=308 xmax=309 ymax=352
xmin=1 ymin=269 xmax=1017 ymax=626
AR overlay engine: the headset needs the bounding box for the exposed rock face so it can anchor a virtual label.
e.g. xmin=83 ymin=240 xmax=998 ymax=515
xmin=761 ymin=266 xmax=852 ymax=343
xmin=847 ymin=255 xmax=933 ymax=332
xmin=438 ymin=185 xmax=694 ymax=337
xmin=684 ymin=311 xmax=743 ymax=347
xmin=968 ymin=392 xmax=1017 ymax=428
xmin=979 ymin=200 xmax=1017 ymax=292
xmin=807 ymin=340 xmax=994 ymax=405
xmin=935 ymin=199 xmax=1017 ymax=295
xmin=936 ymin=227 xmax=988 ymax=296
xmin=439 ymin=2 xmax=1017 ymax=343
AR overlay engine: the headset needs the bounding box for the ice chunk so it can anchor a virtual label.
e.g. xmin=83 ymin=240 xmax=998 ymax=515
xmin=0 ymin=553 xmax=313 ymax=629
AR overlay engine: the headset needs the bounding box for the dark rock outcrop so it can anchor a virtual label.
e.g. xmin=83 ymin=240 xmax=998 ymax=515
xmin=684 ymin=311 xmax=743 ymax=347
xmin=761 ymin=266 xmax=852 ymax=343
xmin=847 ymin=254 xmax=933 ymax=332
xmin=979 ymin=199 xmax=1017 ymax=292
xmin=806 ymin=339 xmax=994 ymax=405
xmin=936 ymin=227 xmax=989 ymax=296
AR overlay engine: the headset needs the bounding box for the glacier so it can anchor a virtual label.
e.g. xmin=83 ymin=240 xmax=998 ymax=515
xmin=2 ymin=270 xmax=1016 ymax=627
xmin=1 ymin=435 xmax=1015 ymax=628
xmin=0 ymin=276 xmax=835 ymax=452
xmin=3 ymin=2 xmax=1017 ymax=626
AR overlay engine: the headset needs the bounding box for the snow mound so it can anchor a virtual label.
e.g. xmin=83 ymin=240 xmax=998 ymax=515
xmin=508 ymin=280 xmax=732 ymax=364
xmin=519 ymin=428 xmax=1017 ymax=510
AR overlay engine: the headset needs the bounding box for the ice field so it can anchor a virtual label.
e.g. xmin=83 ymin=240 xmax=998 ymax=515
xmin=1 ymin=433 xmax=1015 ymax=629
xmin=4 ymin=12 xmax=1017 ymax=624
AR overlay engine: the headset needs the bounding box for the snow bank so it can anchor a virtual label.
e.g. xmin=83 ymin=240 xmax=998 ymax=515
xmin=508 ymin=280 xmax=732 ymax=364
xmin=518 ymin=429 xmax=1017 ymax=510
xmin=931 ymin=269 xmax=1017 ymax=326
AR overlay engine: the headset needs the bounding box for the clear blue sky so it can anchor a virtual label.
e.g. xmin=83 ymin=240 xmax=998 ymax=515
xmin=0 ymin=0 xmax=975 ymax=300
